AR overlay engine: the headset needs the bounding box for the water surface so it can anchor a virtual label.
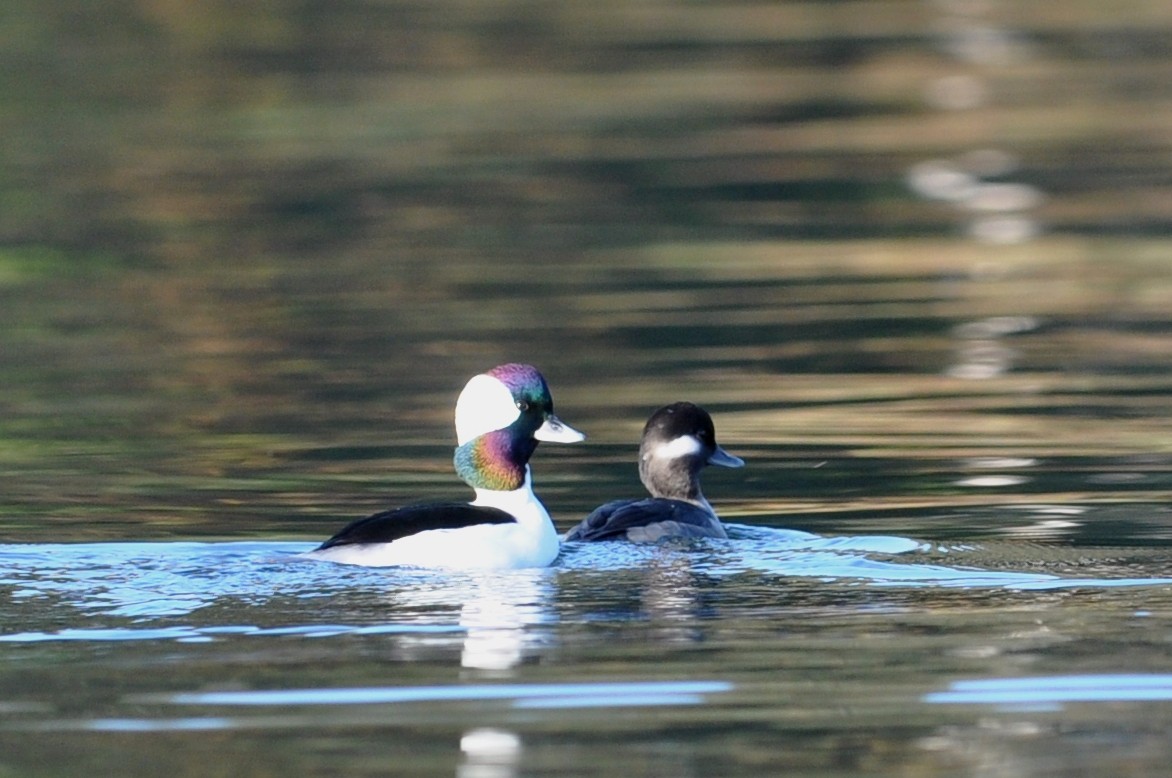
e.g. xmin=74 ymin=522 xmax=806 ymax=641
xmin=2 ymin=1 xmax=1172 ymax=776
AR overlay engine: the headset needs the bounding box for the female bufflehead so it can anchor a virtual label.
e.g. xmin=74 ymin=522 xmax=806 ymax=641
xmin=305 ymin=363 xmax=584 ymax=568
xmin=564 ymin=402 xmax=743 ymax=542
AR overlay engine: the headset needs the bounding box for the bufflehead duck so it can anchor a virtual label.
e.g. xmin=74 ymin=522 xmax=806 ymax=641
xmin=305 ymin=363 xmax=584 ymax=568
xmin=564 ymin=402 xmax=743 ymax=542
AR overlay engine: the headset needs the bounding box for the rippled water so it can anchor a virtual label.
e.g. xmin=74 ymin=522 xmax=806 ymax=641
xmin=3 ymin=1 xmax=1172 ymax=776
xmin=3 ymin=528 xmax=1172 ymax=775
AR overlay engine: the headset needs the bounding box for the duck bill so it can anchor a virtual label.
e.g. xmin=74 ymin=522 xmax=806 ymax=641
xmin=708 ymin=445 xmax=744 ymax=468
xmin=535 ymin=414 xmax=586 ymax=443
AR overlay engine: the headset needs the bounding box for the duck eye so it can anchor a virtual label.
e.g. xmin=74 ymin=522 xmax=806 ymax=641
xmin=516 ymin=400 xmax=530 ymax=412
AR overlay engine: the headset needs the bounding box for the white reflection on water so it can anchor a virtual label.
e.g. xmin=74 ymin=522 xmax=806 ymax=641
xmin=160 ymin=680 xmax=733 ymax=707
xmin=925 ymin=674 xmax=1172 ymax=707
xmin=914 ymin=0 xmax=1048 ymax=394
xmin=955 ymin=475 xmax=1029 ymax=488
xmin=460 ymin=728 xmax=521 ymax=778
xmin=81 ymin=717 xmax=238 ymax=732
xmin=12 ymin=683 xmax=733 ymax=734
xmin=452 ymin=572 xmax=551 ymax=672
xmin=946 ymin=315 xmax=1039 ymax=379
xmin=0 ymin=623 xmax=465 ymax=643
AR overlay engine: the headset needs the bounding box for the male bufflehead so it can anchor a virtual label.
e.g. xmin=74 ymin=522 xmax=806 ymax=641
xmin=564 ymin=402 xmax=743 ymax=542
xmin=305 ymin=363 xmax=584 ymax=568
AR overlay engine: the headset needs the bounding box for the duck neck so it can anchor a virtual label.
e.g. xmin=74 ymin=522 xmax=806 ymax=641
xmin=454 ymin=429 xmax=534 ymax=492
xmin=639 ymin=454 xmax=706 ymax=506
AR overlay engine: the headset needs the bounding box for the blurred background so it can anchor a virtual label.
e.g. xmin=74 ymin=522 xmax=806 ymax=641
xmin=2 ymin=0 xmax=1170 ymax=539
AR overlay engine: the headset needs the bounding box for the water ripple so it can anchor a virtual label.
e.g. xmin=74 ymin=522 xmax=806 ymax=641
xmin=2 ymin=535 xmax=1171 ymax=641
xmin=925 ymin=674 xmax=1172 ymax=706
xmin=158 ymin=679 xmax=733 ymax=708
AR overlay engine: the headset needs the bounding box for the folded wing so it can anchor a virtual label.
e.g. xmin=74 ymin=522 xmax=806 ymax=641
xmin=565 ymin=498 xmax=725 ymax=542
xmin=316 ymin=503 xmax=516 ymax=550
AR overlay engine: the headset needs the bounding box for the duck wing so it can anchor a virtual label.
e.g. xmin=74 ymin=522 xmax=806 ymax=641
xmin=316 ymin=503 xmax=516 ymax=550
xmin=564 ymin=498 xmax=726 ymax=542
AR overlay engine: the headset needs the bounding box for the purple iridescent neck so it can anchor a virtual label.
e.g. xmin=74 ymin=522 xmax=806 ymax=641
xmin=453 ymin=427 xmax=536 ymax=491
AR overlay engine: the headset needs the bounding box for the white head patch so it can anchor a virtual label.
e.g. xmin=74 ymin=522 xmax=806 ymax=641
xmin=651 ymin=434 xmax=703 ymax=461
xmin=454 ymin=374 xmax=521 ymax=445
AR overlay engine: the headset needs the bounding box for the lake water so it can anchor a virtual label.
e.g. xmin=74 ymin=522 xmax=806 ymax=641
xmin=2 ymin=1 xmax=1172 ymax=776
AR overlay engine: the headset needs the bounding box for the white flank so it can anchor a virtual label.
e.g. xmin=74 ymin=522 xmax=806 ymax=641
xmin=305 ymin=468 xmax=559 ymax=569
